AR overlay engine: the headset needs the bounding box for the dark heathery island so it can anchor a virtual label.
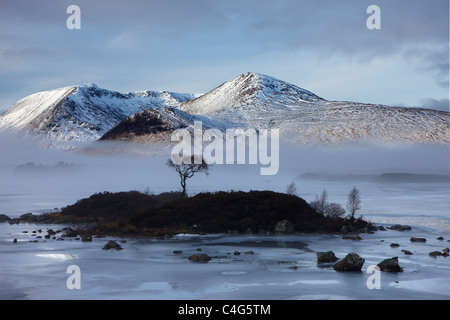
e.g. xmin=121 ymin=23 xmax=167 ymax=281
xmin=6 ymin=190 xmax=374 ymax=238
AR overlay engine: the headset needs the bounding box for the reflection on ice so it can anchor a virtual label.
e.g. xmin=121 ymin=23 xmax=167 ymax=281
xmin=35 ymin=253 xmax=78 ymax=261
xmin=289 ymin=280 xmax=340 ymax=285
xmin=389 ymin=278 xmax=450 ymax=296
xmin=221 ymin=271 xmax=248 ymax=276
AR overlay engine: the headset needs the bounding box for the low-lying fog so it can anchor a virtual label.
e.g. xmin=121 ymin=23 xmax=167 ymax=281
xmin=0 ymin=132 xmax=449 ymax=218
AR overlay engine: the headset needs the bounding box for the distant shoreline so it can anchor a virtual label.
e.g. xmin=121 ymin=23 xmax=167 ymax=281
xmin=298 ymin=172 xmax=450 ymax=183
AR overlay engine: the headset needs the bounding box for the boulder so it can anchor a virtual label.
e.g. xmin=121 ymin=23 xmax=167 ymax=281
xmin=377 ymin=257 xmax=403 ymax=272
xmin=333 ymin=253 xmax=365 ymax=272
xmin=389 ymin=224 xmax=412 ymax=231
xmin=358 ymin=227 xmax=374 ymax=234
xmin=342 ymin=235 xmax=362 ymax=240
xmin=429 ymin=251 xmax=443 ymax=257
xmin=401 ymin=249 xmax=413 ymax=255
xmin=63 ymin=228 xmax=78 ymax=237
xmin=274 ymin=220 xmax=294 ymax=234
xmin=102 ymin=240 xmax=123 ymax=250
xmin=443 ymin=248 xmax=449 ymax=257
xmin=317 ymin=251 xmax=338 ymax=263
xmin=410 ymin=237 xmax=426 ymax=243
xmin=81 ymin=234 xmax=92 ymax=242
xmin=390 ymin=243 xmax=400 ymax=248
xmin=0 ymin=214 xmax=11 ymax=223
xmin=188 ymin=253 xmax=211 ymax=263
xmin=19 ymin=213 xmax=34 ymax=221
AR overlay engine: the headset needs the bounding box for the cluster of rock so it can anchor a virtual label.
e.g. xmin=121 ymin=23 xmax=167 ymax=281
xmin=317 ymin=251 xmax=403 ymax=273
xmin=386 ymin=228 xmax=450 ymax=257
xmin=1 ymin=213 xmax=60 ymax=224
xmin=429 ymin=248 xmax=449 ymax=258
xmin=11 ymin=227 xmax=93 ymax=243
xmin=186 ymin=249 xmax=255 ymax=263
xmin=0 ymin=214 xmax=11 ymax=223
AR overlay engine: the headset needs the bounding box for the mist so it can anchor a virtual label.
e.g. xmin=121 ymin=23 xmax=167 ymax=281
xmin=0 ymin=132 xmax=449 ymax=217
xmin=278 ymin=142 xmax=450 ymax=176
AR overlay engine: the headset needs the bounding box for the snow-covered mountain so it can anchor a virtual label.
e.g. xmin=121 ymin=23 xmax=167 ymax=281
xmin=0 ymin=72 xmax=448 ymax=148
xmin=180 ymin=72 xmax=323 ymax=116
xmin=0 ymin=84 xmax=197 ymax=144
xmin=180 ymin=72 xmax=450 ymax=145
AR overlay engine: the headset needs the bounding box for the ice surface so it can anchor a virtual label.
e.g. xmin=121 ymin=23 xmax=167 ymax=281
xmin=1 ymin=226 xmax=450 ymax=300
xmin=0 ymin=143 xmax=449 ymax=300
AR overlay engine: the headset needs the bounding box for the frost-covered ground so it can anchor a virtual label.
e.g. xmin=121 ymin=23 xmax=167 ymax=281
xmin=0 ymin=143 xmax=449 ymax=300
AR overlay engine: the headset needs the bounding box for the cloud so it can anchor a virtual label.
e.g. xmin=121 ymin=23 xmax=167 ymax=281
xmin=232 ymin=0 xmax=449 ymax=88
xmin=0 ymin=0 xmax=448 ymax=111
xmin=1 ymin=47 xmax=52 ymax=60
xmin=420 ymin=49 xmax=450 ymax=88
xmin=420 ymin=98 xmax=450 ymax=112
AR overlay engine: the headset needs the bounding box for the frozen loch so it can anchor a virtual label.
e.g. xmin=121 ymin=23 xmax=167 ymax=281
xmin=0 ymin=145 xmax=449 ymax=300
xmin=1 ymin=222 xmax=450 ymax=300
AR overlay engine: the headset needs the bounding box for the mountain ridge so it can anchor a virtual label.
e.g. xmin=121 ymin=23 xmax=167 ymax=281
xmin=0 ymin=84 xmax=198 ymax=144
xmin=0 ymin=73 xmax=448 ymax=148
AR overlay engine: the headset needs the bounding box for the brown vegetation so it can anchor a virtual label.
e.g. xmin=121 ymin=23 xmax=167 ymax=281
xmin=37 ymin=190 xmax=373 ymax=237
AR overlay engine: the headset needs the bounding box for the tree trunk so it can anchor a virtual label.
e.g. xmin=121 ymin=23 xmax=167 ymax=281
xmin=181 ymin=176 xmax=187 ymax=198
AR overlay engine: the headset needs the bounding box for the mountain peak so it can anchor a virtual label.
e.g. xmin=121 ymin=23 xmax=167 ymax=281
xmin=239 ymin=72 xmax=323 ymax=100
xmin=179 ymin=72 xmax=324 ymax=115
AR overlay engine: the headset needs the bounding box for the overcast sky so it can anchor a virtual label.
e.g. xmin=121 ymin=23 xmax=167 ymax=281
xmin=0 ymin=0 xmax=448 ymax=112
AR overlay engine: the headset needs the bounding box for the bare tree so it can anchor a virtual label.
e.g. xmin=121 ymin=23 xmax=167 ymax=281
xmin=286 ymin=182 xmax=297 ymax=196
xmin=167 ymin=156 xmax=209 ymax=197
xmin=310 ymin=189 xmax=346 ymax=219
xmin=347 ymin=186 xmax=362 ymax=220
xmin=310 ymin=189 xmax=328 ymax=215
xmin=326 ymin=202 xmax=346 ymax=219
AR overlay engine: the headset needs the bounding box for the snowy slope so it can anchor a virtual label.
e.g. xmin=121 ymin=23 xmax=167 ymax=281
xmin=1 ymin=73 xmax=448 ymax=147
xmin=0 ymin=86 xmax=78 ymax=130
xmin=0 ymin=84 xmax=197 ymax=144
xmin=180 ymin=72 xmax=323 ymax=116
xmin=179 ymin=73 xmax=450 ymax=145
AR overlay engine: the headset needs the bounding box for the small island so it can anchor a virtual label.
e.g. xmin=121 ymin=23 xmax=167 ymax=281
xmin=8 ymin=190 xmax=375 ymax=238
